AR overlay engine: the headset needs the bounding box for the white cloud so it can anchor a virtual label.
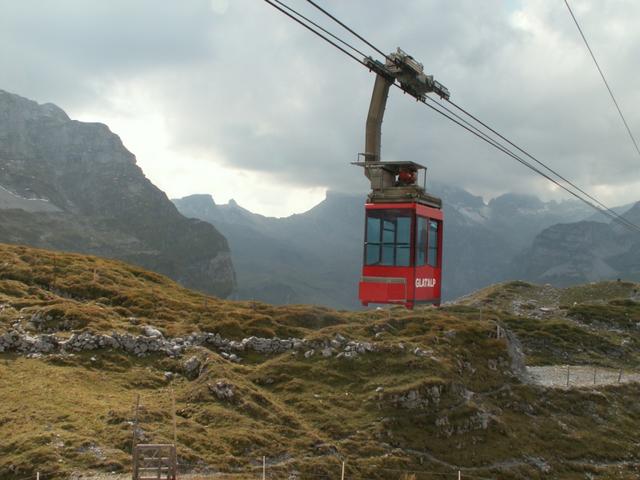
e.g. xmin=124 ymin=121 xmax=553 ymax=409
xmin=210 ymin=0 xmax=229 ymax=15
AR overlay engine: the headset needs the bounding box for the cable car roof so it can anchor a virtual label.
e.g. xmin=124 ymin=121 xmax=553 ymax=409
xmin=351 ymin=160 xmax=428 ymax=173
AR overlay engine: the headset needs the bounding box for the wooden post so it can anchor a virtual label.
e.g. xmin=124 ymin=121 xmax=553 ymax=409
xmin=566 ymin=365 xmax=570 ymax=387
xmin=132 ymin=393 xmax=140 ymax=452
xmin=170 ymin=445 xmax=177 ymax=480
xmin=171 ymin=389 xmax=177 ymax=445
xmin=618 ymin=369 xmax=623 ymax=383
xmin=132 ymin=446 xmax=139 ymax=480
xmin=341 ymin=461 xmax=345 ymax=480
xmin=593 ymin=367 xmax=597 ymax=385
xmin=262 ymin=456 xmax=266 ymax=480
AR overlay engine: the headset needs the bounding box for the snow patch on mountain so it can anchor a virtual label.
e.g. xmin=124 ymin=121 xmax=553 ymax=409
xmin=457 ymin=206 xmax=489 ymax=224
xmin=0 ymin=184 xmax=60 ymax=212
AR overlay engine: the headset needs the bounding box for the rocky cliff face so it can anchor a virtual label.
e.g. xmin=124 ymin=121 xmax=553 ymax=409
xmin=517 ymin=203 xmax=640 ymax=286
xmin=0 ymin=89 xmax=235 ymax=297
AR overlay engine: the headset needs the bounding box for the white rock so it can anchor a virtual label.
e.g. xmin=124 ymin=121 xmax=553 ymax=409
xmin=143 ymin=326 xmax=163 ymax=338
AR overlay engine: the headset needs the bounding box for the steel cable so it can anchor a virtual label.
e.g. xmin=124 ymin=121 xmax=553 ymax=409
xmin=304 ymin=0 xmax=389 ymax=60
xmin=418 ymin=93 xmax=640 ymax=231
xmin=440 ymin=97 xmax=640 ymax=231
xmin=564 ymin=0 xmax=640 ymax=159
xmin=271 ymin=0 xmax=370 ymax=59
xmin=262 ymin=0 xmax=640 ymax=234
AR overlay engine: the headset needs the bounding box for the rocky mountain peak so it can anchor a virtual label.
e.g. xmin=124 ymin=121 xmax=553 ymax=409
xmin=488 ymin=192 xmax=545 ymax=211
xmin=620 ymin=201 xmax=640 ymax=226
xmin=0 ymin=90 xmax=236 ymax=297
xmin=175 ymin=193 xmax=217 ymax=214
xmin=0 ymin=89 xmax=70 ymax=124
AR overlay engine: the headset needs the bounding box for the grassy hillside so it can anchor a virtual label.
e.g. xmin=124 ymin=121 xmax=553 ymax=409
xmin=457 ymin=280 xmax=640 ymax=367
xmin=1 ymin=244 xmax=640 ymax=479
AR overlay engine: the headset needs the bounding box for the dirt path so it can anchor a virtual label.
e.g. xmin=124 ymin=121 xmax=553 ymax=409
xmin=526 ymin=365 xmax=640 ymax=388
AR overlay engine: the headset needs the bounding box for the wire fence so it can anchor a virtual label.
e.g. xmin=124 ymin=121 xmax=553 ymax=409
xmin=527 ymin=365 xmax=640 ymax=388
xmin=12 ymin=456 xmax=504 ymax=480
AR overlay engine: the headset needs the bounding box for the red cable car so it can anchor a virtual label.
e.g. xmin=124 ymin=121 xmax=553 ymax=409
xmin=356 ymin=161 xmax=443 ymax=309
xmin=354 ymin=49 xmax=448 ymax=309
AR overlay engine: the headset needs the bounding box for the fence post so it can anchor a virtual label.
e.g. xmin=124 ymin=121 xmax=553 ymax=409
xmin=618 ymin=369 xmax=623 ymax=383
xmin=262 ymin=456 xmax=266 ymax=480
xmin=132 ymin=393 xmax=140 ymax=452
xmin=341 ymin=461 xmax=345 ymax=480
xmin=171 ymin=389 xmax=177 ymax=445
xmin=132 ymin=447 xmax=139 ymax=480
xmin=36 ymin=473 xmax=40 ymax=480
xmin=458 ymin=470 xmax=461 ymax=480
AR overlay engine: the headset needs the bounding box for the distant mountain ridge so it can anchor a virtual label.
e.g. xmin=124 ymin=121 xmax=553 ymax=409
xmin=174 ymin=184 xmax=595 ymax=307
xmin=174 ymin=191 xmax=362 ymax=308
xmin=0 ymin=89 xmax=235 ymax=297
xmin=517 ymin=202 xmax=640 ymax=285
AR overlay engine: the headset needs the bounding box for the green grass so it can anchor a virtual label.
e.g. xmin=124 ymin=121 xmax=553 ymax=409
xmin=2 ymin=244 xmax=640 ymax=479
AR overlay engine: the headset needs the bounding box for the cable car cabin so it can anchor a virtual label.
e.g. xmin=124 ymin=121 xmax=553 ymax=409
xmin=353 ymin=49 xmax=448 ymax=309
xmin=360 ymin=202 xmax=443 ymax=308
xmin=354 ymin=161 xmax=444 ymax=309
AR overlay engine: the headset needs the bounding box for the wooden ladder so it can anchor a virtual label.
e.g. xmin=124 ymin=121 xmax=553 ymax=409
xmin=132 ymin=444 xmax=177 ymax=480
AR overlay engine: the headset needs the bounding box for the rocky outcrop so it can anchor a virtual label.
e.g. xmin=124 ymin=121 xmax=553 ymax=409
xmin=0 ymin=90 xmax=235 ymax=297
xmin=516 ymin=204 xmax=640 ymax=287
xmin=208 ymin=380 xmax=236 ymax=401
xmin=389 ymin=384 xmax=444 ymax=410
xmin=0 ymin=328 xmax=378 ymax=361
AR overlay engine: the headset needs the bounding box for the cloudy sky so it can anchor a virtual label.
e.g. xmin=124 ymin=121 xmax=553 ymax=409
xmin=1 ymin=0 xmax=639 ymax=216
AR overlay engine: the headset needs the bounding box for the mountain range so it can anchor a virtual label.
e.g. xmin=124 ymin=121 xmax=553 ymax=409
xmin=2 ymin=88 xmax=638 ymax=308
xmin=173 ymin=185 xmax=614 ymax=308
xmin=517 ymin=202 xmax=640 ymax=285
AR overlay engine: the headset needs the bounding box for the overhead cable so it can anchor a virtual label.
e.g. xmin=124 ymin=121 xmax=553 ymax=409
xmin=442 ymin=98 xmax=640 ymax=231
xmin=302 ymin=0 xmax=634 ymax=228
xmin=262 ymin=0 xmax=640 ymax=233
xmin=564 ymin=0 xmax=640 ymax=159
xmin=271 ymin=0 xmax=370 ymax=59
xmin=304 ymin=0 xmax=389 ymax=59
xmin=263 ymin=0 xmax=368 ymax=67
xmin=422 ymin=95 xmax=640 ymax=231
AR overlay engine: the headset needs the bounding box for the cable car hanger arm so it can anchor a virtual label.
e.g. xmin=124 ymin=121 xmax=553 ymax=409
xmin=360 ymin=49 xmax=450 ymax=193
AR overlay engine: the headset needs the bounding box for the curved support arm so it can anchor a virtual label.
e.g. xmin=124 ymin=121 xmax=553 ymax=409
xmin=365 ymin=74 xmax=392 ymax=162
xmin=364 ymin=74 xmax=394 ymax=189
